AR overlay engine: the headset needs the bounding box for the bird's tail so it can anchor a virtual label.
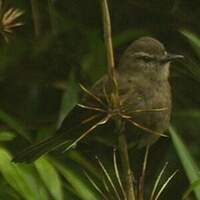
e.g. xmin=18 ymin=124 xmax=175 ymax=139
xmin=12 ymin=134 xmax=69 ymax=163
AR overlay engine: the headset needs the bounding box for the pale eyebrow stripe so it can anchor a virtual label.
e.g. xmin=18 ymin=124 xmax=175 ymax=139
xmin=131 ymin=52 xmax=154 ymax=58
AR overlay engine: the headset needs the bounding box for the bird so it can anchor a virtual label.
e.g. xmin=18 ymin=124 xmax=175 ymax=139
xmin=12 ymin=37 xmax=183 ymax=163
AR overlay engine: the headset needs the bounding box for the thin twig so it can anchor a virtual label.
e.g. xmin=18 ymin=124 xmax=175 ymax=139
xmin=127 ymin=107 xmax=168 ymax=114
xmin=154 ymin=170 xmax=178 ymax=200
xmin=84 ymin=171 xmax=109 ymax=200
xmin=81 ymin=114 xmax=101 ymax=124
xmin=63 ymin=115 xmax=111 ymax=151
xmin=150 ymin=162 xmax=168 ymax=200
xmin=103 ymin=84 xmax=111 ymax=106
xmin=79 ymin=83 xmax=106 ymax=107
xmin=124 ymin=117 xmax=167 ymax=137
xmin=96 ymin=156 xmax=121 ymax=200
xmin=77 ymin=103 xmax=106 ymax=113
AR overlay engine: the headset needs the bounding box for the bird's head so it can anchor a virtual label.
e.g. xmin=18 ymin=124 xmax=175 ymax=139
xmin=119 ymin=37 xmax=183 ymax=81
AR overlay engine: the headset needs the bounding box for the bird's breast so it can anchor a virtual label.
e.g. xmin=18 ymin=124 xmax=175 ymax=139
xmin=120 ymin=78 xmax=171 ymax=133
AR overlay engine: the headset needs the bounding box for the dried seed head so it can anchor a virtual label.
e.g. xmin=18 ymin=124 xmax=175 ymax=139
xmin=0 ymin=1 xmax=24 ymax=42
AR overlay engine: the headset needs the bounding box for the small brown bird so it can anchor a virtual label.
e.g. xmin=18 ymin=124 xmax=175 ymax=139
xmin=12 ymin=37 xmax=183 ymax=163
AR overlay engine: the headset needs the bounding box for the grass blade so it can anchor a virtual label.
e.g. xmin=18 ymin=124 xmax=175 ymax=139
xmin=53 ymin=160 xmax=98 ymax=200
xmin=169 ymin=126 xmax=200 ymax=199
xmin=0 ymin=148 xmax=38 ymax=200
xmin=182 ymin=179 xmax=200 ymax=199
xmin=57 ymin=72 xmax=78 ymax=128
xmin=35 ymin=157 xmax=63 ymax=200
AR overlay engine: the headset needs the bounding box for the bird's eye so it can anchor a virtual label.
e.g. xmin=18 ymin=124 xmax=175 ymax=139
xmin=142 ymin=55 xmax=152 ymax=62
xmin=133 ymin=53 xmax=153 ymax=62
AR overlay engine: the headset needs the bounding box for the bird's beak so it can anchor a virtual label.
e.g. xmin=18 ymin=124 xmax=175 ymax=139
xmin=161 ymin=53 xmax=184 ymax=62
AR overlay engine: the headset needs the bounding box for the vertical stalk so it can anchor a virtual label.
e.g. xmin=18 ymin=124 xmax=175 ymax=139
xmin=101 ymin=0 xmax=119 ymax=107
xmin=31 ymin=0 xmax=42 ymax=36
xmin=101 ymin=0 xmax=136 ymax=199
xmin=117 ymin=121 xmax=136 ymax=200
xmin=48 ymin=0 xmax=56 ymax=35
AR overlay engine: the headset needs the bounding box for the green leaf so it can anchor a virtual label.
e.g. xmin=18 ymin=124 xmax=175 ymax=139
xmin=0 ymin=109 xmax=30 ymax=141
xmin=179 ymin=31 xmax=200 ymax=82
xmin=57 ymin=72 xmax=78 ymax=128
xmin=183 ymin=179 xmax=200 ymax=199
xmin=181 ymin=30 xmax=200 ymax=55
xmin=0 ymin=148 xmax=38 ymax=200
xmin=34 ymin=157 xmax=63 ymax=200
xmin=52 ymin=160 xmax=98 ymax=200
xmin=67 ymin=151 xmax=100 ymax=179
xmin=169 ymin=126 xmax=200 ymax=200
xmin=0 ymin=131 xmax=16 ymax=141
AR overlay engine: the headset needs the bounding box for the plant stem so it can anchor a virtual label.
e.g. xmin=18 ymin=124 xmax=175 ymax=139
xmin=48 ymin=0 xmax=56 ymax=35
xmin=101 ymin=0 xmax=119 ymax=107
xmin=101 ymin=0 xmax=136 ymax=199
xmin=117 ymin=120 xmax=136 ymax=200
xmin=31 ymin=0 xmax=42 ymax=36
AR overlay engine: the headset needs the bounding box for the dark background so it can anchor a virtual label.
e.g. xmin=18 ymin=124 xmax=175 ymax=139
xmin=0 ymin=0 xmax=200 ymax=199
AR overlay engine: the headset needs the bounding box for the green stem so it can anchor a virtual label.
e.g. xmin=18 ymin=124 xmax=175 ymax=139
xmin=117 ymin=120 xmax=136 ymax=200
xmin=31 ymin=0 xmax=42 ymax=36
xmin=48 ymin=0 xmax=56 ymax=35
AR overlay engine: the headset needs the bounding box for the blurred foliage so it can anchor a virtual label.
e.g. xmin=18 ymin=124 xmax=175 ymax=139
xmin=0 ymin=0 xmax=199 ymax=199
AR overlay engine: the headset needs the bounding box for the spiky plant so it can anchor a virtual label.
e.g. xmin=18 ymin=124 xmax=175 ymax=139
xmin=0 ymin=0 xmax=24 ymax=42
xmin=85 ymin=149 xmax=178 ymax=200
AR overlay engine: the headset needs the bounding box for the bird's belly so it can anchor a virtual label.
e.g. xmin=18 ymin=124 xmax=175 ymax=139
xmin=122 ymin=83 xmax=171 ymax=133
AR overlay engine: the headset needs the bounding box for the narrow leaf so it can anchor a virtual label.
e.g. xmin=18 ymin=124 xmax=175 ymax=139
xmin=183 ymin=179 xmax=200 ymax=199
xmin=35 ymin=157 xmax=63 ymax=200
xmin=53 ymin=160 xmax=98 ymax=200
xmin=169 ymin=126 xmax=200 ymax=199
xmin=0 ymin=148 xmax=38 ymax=200
xmin=0 ymin=109 xmax=30 ymax=141
xmin=0 ymin=131 xmax=15 ymax=141
xmin=57 ymin=72 xmax=78 ymax=128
